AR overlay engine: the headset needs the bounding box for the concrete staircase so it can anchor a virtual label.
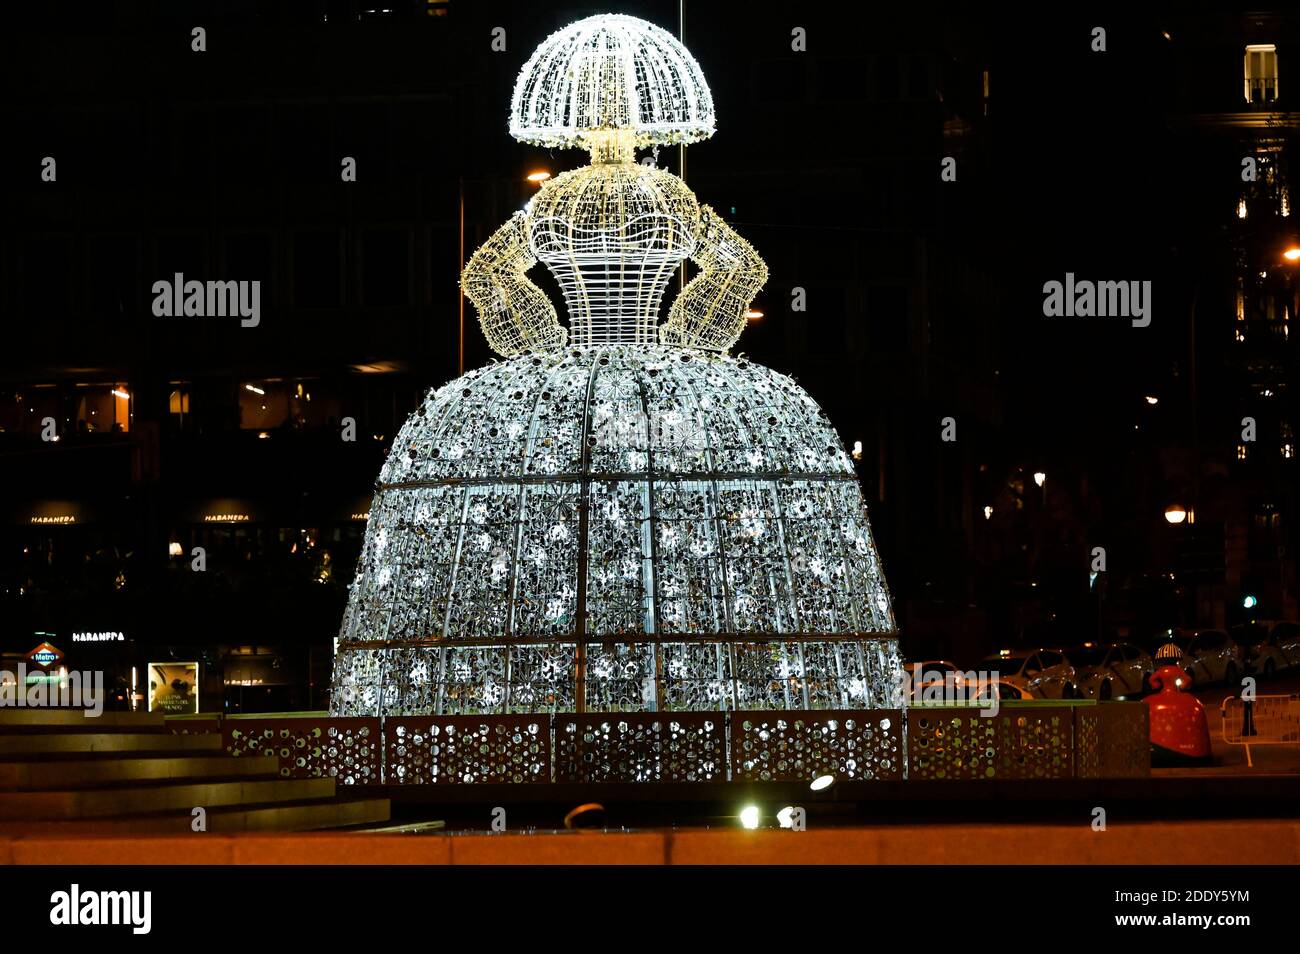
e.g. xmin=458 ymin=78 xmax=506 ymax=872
xmin=0 ymin=709 xmax=390 ymax=834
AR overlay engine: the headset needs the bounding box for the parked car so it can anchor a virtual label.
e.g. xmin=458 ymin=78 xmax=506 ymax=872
xmin=905 ymin=660 xmax=1013 ymax=704
xmin=982 ymin=648 xmax=1079 ymax=699
xmin=1270 ymin=621 xmax=1300 ymax=665
xmin=1162 ymin=629 xmax=1245 ymax=688
xmin=1070 ymin=642 xmax=1154 ymax=700
xmin=904 ymin=660 xmax=960 ymax=702
xmin=1231 ymin=621 xmax=1300 ymax=678
xmin=965 ymin=679 xmax=1032 ymax=703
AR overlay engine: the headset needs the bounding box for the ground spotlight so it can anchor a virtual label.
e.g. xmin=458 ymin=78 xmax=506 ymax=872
xmin=777 ymin=806 xmax=795 ymax=828
xmin=739 ymin=805 xmax=760 ymax=829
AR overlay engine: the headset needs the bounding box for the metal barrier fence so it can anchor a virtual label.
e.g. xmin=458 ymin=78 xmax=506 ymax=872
xmin=184 ymin=702 xmax=1149 ymax=785
xmin=1220 ymin=694 xmax=1300 ymax=767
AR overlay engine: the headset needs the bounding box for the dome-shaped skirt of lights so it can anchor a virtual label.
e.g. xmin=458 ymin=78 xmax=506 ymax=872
xmin=330 ymin=345 xmax=901 ymax=716
xmin=509 ymin=13 xmax=715 ymax=148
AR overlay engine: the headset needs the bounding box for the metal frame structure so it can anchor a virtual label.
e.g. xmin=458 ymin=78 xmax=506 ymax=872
xmin=332 ymin=15 xmax=902 ymax=719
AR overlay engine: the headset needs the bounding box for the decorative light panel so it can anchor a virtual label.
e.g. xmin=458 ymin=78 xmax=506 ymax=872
xmin=333 ymin=15 xmax=901 ymax=719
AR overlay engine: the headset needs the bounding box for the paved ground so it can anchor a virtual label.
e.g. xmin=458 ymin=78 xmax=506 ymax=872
xmin=5 ymin=819 xmax=1299 ymax=864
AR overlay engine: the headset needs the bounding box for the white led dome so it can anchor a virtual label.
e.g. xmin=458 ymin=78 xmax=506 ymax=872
xmin=509 ymin=14 xmax=716 ymax=148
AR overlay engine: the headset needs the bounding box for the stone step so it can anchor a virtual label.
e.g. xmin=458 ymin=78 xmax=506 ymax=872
xmin=358 ymin=819 xmax=446 ymax=834
xmin=0 ymin=797 xmax=391 ymax=835
xmin=0 ymin=755 xmax=279 ymax=791
xmin=0 ymin=710 xmax=167 ymax=733
xmin=0 ymin=732 xmax=222 ymax=757
xmin=0 ymin=776 xmax=337 ymax=821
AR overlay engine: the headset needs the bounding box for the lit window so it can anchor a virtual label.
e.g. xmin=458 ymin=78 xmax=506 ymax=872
xmin=1245 ymin=44 xmax=1279 ymax=104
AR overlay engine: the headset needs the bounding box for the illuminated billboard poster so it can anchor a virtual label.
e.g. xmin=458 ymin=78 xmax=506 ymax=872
xmin=147 ymin=662 xmax=200 ymax=714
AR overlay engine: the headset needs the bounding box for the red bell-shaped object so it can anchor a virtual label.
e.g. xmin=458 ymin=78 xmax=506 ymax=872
xmin=1143 ymin=665 xmax=1212 ymax=764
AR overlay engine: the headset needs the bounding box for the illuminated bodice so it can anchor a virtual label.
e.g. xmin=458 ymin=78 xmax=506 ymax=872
xmin=528 ymin=160 xmax=699 ymax=345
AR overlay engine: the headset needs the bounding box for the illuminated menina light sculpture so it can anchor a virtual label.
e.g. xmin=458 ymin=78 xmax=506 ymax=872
xmin=330 ymin=14 xmax=902 ymax=717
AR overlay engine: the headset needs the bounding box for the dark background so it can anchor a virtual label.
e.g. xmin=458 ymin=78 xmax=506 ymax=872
xmin=1 ymin=1 xmax=1295 ymax=708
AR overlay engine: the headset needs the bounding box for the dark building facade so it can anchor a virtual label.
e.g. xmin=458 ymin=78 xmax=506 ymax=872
xmin=2 ymin=1 xmax=1014 ymax=707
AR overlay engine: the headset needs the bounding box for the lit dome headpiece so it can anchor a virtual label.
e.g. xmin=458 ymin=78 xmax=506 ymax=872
xmin=509 ymin=14 xmax=716 ymax=149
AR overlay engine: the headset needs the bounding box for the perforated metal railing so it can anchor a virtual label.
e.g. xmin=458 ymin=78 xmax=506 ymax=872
xmin=180 ymin=702 xmax=1149 ymax=785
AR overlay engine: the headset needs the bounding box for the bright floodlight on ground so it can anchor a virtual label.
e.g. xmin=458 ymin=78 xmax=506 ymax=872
xmin=810 ymin=774 xmax=835 ymax=791
xmin=740 ymin=806 xmax=761 ymax=829
xmin=777 ymin=806 xmax=795 ymax=828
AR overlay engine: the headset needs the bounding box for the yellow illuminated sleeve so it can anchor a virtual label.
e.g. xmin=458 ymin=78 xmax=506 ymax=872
xmin=461 ymin=211 xmax=567 ymax=358
xmin=659 ymin=205 xmax=768 ymax=352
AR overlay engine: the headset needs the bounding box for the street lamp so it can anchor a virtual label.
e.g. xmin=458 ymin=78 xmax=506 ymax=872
xmin=1284 ymin=246 xmax=1300 ymax=262
xmin=1032 ymin=471 xmax=1046 ymax=488
xmin=1164 ymin=504 xmax=1188 ymax=525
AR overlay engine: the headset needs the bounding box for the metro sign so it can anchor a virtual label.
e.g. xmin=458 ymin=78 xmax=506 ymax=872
xmin=27 ymin=641 xmax=64 ymax=669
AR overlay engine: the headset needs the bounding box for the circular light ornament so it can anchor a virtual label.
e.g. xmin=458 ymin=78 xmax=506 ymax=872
xmin=509 ymin=14 xmax=716 ymax=149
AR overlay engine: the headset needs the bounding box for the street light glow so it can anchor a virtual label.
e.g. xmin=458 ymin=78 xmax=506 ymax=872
xmin=526 ymin=170 xmax=551 ymax=183
xmin=1033 ymin=471 xmax=1046 ymax=488
xmin=1284 ymin=247 xmax=1300 ymax=261
xmin=1164 ymin=504 xmax=1188 ymax=525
